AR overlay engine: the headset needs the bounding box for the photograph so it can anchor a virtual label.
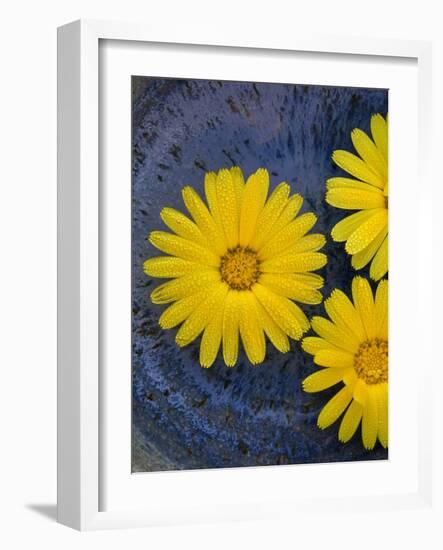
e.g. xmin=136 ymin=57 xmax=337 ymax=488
xmin=131 ymin=76 xmax=389 ymax=472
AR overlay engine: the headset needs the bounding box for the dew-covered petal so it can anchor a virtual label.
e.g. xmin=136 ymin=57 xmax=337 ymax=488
xmin=249 ymin=182 xmax=290 ymax=250
xmin=260 ymin=273 xmax=323 ymax=304
xmin=222 ymin=290 xmax=240 ymax=367
xmin=324 ymin=289 xmax=366 ymax=342
xmin=331 ymin=209 xmax=379 ymax=242
xmin=376 ymin=382 xmax=388 ymax=448
xmin=215 ymin=168 xmax=239 ymax=248
xmin=345 ymin=209 xmax=388 ymax=255
xmin=352 ymin=276 xmax=376 ymax=339
xmin=253 ymin=283 xmax=309 ymax=340
xmin=332 ymin=150 xmax=385 ymax=190
xmin=150 ymin=270 xmax=221 ymax=304
xmin=159 ymin=288 xmax=212 ymax=329
xmin=351 ymin=127 xmax=388 ymax=182
xmin=182 ymin=186 xmax=227 ymax=254
xmin=160 ymin=207 xmax=207 ymax=246
xmin=143 ymin=256 xmax=202 ymax=278
xmin=314 ymin=349 xmax=354 ymax=368
xmin=175 ymin=283 xmax=228 ymax=347
xmin=200 ymin=303 xmax=224 ymax=368
xmin=303 ymin=367 xmax=349 ymax=393
xmin=326 ymin=187 xmax=386 ymax=210
xmin=370 ymin=113 xmax=388 ymax=163
xmin=258 ymin=212 xmax=317 ymax=260
xmin=338 ymin=399 xmax=363 ymax=443
xmin=370 ymin=236 xmax=388 ymax=281
xmin=351 ymin=225 xmax=388 ymax=271
xmin=261 ymin=252 xmax=327 ymax=274
xmin=317 ymin=386 xmax=353 ymax=429
xmin=239 ymin=168 xmax=269 ymax=246
xmin=375 ymin=279 xmax=388 ymax=340
xmin=254 ymin=295 xmax=290 ymax=353
xmin=311 ymin=316 xmax=359 ymax=353
xmin=362 ymin=388 xmax=379 ymax=450
xmin=149 ymin=231 xmax=220 ymax=266
xmin=238 ymin=292 xmax=266 ymax=365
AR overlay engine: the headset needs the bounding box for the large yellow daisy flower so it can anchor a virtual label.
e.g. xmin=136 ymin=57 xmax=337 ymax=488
xmin=302 ymin=276 xmax=388 ymax=450
xmin=144 ymin=166 xmax=327 ymax=368
xmin=326 ymin=114 xmax=388 ymax=281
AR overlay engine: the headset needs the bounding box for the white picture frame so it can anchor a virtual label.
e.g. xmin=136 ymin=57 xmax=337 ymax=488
xmin=57 ymin=19 xmax=435 ymax=531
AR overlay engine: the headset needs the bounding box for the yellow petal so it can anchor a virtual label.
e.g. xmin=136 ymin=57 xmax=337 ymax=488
xmin=314 ymin=349 xmax=354 ymax=368
xmin=345 ymin=209 xmax=388 ymax=255
xmin=291 ymin=272 xmax=324 ymax=289
xmin=249 ymin=182 xmax=290 ymax=250
xmin=362 ymin=388 xmax=379 ymax=450
xmin=149 ymin=231 xmax=220 ymax=266
xmin=258 ymin=193 xmax=303 ymax=248
xmin=200 ymin=304 xmax=224 ymax=368
xmin=182 ymin=186 xmax=227 ymax=255
xmin=338 ymin=399 xmax=363 ymax=442
xmin=160 ymin=207 xmax=207 ymax=246
xmin=150 ymin=270 xmax=221 ymax=304
xmin=331 ymin=209 xmax=378 ymax=242
xmin=370 ymin=114 xmax=388 ymax=164
xmin=261 ymin=252 xmax=327 ymax=274
xmin=175 ymin=283 xmax=228 ymax=347
xmin=327 ymin=177 xmax=383 ymax=193
xmin=317 ymin=386 xmax=353 ymax=429
xmin=370 ymin=236 xmax=388 ymax=281
xmin=159 ymin=288 xmax=211 ymax=329
xmin=311 ymin=316 xmax=359 ymax=353
xmin=303 ymin=367 xmax=349 ymax=393
xmin=253 ymin=283 xmax=308 ymax=340
xmin=375 ymin=279 xmax=388 ymax=340
xmin=326 ymin=187 xmax=386 ymax=210
xmin=343 ymin=368 xmax=358 ymax=391
xmin=259 ymin=273 xmax=323 ymax=304
xmin=302 ymin=336 xmax=341 ymax=355
xmin=352 ymin=277 xmax=376 ymax=339
xmin=239 ymin=168 xmax=269 ymax=246
xmin=143 ymin=257 xmax=201 ymax=278
xmin=215 ymin=169 xmax=239 ymax=248
xmin=351 ymin=128 xmax=388 ymax=183
xmin=238 ymin=292 xmax=266 ymax=365
xmin=229 ymin=166 xmax=245 ymax=209
xmin=258 ymin=212 xmax=317 ymax=260
xmin=324 ymin=289 xmax=366 ymax=342
xmin=204 ymin=171 xmax=223 ymax=229
xmin=254 ymin=296 xmax=290 ymax=353
xmin=351 ymin=225 xmax=388 ymax=271
xmin=352 ymin=378 xmax=368 ymax=406
xmin=332 ymin=150 xmax=385 ymax=190
xmin=283 ymin=234 xmax=326 ymax=255
xmin=376 ymin=383 xmax=388 ymax=448
xmin=222 ymin=290 xmax=240 ymax=367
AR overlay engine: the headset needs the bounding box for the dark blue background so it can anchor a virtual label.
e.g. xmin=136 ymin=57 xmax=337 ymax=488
xmin=131 ymin=77 xmax=388 ymax=471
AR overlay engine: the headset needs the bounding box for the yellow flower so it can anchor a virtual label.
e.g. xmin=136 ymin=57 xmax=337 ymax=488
xmin=326 ymin=114 xmax=388 ymax=281
xmin=144 ymin=167 xmax=327 ymax=368
xmin=302 ymin=276 xmax=388 ymax=450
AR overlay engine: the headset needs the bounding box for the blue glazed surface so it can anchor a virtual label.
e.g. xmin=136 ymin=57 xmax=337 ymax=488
xmin=131 ymin=77 xmax=388 ymax=471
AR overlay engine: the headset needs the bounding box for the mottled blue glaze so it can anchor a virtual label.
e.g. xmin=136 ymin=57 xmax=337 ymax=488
xmin=131 ymin=77 xmax=388 ymax=471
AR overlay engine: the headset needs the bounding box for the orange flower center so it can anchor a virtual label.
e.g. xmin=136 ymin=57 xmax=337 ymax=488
xmin=354 ymin=338 xmax=388 ymax=384
xmin=220 ymin=246 xmax=260 ymax=290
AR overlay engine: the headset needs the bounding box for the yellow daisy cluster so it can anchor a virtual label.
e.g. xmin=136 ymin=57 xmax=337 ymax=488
xmin=327 ymin=114 xmax=388 ymax=280
xmin=144 ymin=167 xmax=327 ymax=368
xmin=302 ymin=277 xmax=388 ymax=450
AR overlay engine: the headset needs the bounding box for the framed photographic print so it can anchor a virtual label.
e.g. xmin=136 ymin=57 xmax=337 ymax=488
xmin=58 ymin=19 xmax=435 ymax=531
